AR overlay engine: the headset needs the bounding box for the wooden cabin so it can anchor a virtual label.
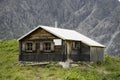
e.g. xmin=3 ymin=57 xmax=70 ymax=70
xmin=18 ymin=25 xmax=105 ymax=62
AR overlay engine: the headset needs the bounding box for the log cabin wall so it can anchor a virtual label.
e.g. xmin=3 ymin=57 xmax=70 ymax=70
xmin=19 ymin=28 xmax=66 ymax=62
xmin=19 ymin=43 xmax=66 ymax=62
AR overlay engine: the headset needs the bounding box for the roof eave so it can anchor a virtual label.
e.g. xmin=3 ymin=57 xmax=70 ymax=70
xmin=90 ymin=45 xmax=106 ymax=48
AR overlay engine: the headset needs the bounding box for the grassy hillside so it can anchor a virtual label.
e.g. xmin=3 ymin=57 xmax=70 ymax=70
xmin=0 ymin=40 xmax=120 ymax=80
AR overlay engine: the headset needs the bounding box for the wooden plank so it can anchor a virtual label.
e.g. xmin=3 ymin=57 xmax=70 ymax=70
xmin=20 ymin=53 xmax=65 ymax=62
xmin=90 ymin=47 xmax=104 ymax=62
xmin=66 ymin=40 xmax=72 ymax=60
xmin=22 ymin=28 xmax=59 ymax=40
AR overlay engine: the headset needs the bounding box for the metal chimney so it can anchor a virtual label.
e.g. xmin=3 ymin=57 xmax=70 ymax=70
xmin=55 ymin=21 xmax=58 ymax=28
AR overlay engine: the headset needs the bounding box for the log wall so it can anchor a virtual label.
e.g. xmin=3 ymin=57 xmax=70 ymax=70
xmin=19 ymin=45 xmax=66 ymax=62
xmin=19 ymin=28 xmax=66 ymax=62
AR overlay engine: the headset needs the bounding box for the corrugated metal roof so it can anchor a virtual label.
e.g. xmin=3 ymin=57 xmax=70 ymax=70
xmin=18 ymin=25 xmax=105 ymax=47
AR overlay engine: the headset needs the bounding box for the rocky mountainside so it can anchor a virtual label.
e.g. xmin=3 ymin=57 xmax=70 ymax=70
xmin=0 ymin=0 xmax=120 ymax=57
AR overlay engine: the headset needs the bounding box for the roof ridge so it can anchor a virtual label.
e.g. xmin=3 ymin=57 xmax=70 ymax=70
xmin=40 ymin=25 xmax=75 ymax=31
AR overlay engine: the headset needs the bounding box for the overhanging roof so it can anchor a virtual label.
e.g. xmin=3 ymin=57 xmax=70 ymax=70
xmin=18 ymin=25 xmax=105 ymax=47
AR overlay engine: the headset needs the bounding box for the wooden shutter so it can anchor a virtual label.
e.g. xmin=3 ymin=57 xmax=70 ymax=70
xmin=22 ymin=43 xmax=26 ymax=51
xmin=40 ymin=42 xmax=43 ymax=51
xmin=32 ymin=42 xmax=36 ymax=51
xmin=51 ymin=42 xmax=54 ymax=51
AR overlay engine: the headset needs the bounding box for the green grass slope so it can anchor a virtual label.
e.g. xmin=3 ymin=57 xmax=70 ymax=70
xmin=0 ymin=40 xmax=120 ymax=80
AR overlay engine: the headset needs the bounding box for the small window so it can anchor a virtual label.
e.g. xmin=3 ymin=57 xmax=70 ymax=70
xmin=43 ymin=42 xmax=54 ymax=52
xmin=26 ymin=43 xmax=33 ymax=51
xmin=72 ymin=42 xmax=80 ymax=49
xmin=44 ymin=42 xmax=51 ymax=51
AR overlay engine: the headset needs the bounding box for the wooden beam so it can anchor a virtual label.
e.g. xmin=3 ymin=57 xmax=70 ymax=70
xmin=66 ymin=40 xmax=72 ymax=61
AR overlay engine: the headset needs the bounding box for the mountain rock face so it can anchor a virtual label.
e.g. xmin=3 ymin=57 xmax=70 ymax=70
xmin=0 ymin=0 xmax=120 ymax=57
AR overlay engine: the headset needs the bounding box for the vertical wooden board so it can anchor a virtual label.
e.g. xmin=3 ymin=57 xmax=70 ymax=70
xmin=90 ymin=47 xmax=104 ymax=62
xmin=90 ymin=47 xmax=97 ymax=62
xmin=91 ymin=47 xmax=94 ymax=62
xmin=66 ymin=41 xmax=72 ymax=60
xmin=98 ymin=47 xmax=104 ymax=61
xmin=40 ymin=42 xmax=43 ymax=51
xmin=51 ymin=42 xmax=54 ymax=51
xmin=97 ymin=48 xmax=100 ymax=61
xmin=32 ymin=43 xmax=36 ymax=51
xmin=96 ymin=47 xmax=103 ymax=62
xmin=66 ymin=41 xmax=72 ymax=55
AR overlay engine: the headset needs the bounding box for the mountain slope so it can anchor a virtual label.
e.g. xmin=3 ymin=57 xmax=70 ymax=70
xmin=0 ymin=0 xmax=120 ymax=57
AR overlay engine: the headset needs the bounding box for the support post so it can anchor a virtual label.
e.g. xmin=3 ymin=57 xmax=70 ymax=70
xmin=66 ymin=40 xmax=72 ymax=61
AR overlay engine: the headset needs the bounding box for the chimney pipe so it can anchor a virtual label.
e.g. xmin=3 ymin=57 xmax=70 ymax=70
xmin=55 ymin=21 xmax=58 ymax=28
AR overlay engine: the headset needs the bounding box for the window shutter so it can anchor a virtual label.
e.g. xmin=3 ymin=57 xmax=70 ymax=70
xmin=32 ymin=43 xmax=36 ymax=51
xmin=51 ymin=42 xmax=54 ymax=51
xmin=40 ymin=42 xmax=43 ymax=51
xmin=25 ymin=43 xmax=27 ymax=50
xmin=22 ymin=43 xmax=25 ymax=51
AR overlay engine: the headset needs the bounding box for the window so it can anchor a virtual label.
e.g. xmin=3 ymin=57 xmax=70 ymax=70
xmin=43 ymin=42 xmax=54 ymax=52
xmin=44 ymin=42 xmax=51 ymax=50
xmin=72 ymin=42 xmax=80 ymax=49
xmin=22 ymin=41 xmax=36 ymax=52
xmin=53 ymin=39 xmax=62 ymax=45
xmin=26 ymin=43 xmax=33 ymax=51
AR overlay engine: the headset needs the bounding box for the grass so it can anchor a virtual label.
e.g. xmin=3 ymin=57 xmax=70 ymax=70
xmin=0 ymin=40 xmax=120 ymax=80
